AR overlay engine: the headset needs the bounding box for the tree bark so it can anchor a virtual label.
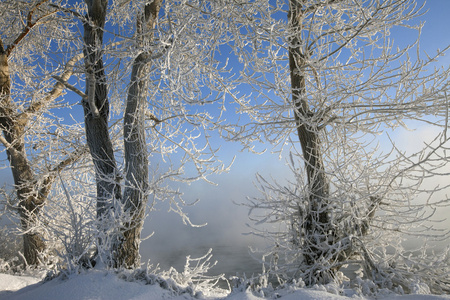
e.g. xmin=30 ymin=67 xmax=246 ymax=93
xmin=0 ymin=44 xmax=46 ymax=266
xmin=82 ymin=0 xmax=121 ymax=260
xmin=116 ymin=0 xmax=162 ymax=268
xmin=288 ymin=0 xmax=333 ymax=282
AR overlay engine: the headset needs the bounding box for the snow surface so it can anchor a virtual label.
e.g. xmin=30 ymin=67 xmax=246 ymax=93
xmin=0 ymin=270 xmax=449 ymax=300
xmin=0 ymin=274 xmax=40 ymax=295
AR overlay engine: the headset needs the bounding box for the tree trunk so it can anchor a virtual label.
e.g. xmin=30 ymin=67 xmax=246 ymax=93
xmin=118 ymin=52 xmax=150 ymax=267
xmin=0 ymin=47 xmax=46 ymax=266
xmin=116 ymin=0 xmax=162 ymax=268
xmin=288 ymin=0 xmax=333 ymax=283
xmin=83 ymin=0 xmax=121 ymax=262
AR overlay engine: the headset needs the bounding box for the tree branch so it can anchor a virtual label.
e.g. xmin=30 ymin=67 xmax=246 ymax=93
xmin=6 ymin=0 xmax=56 ymax=57
xmin=18 ymin=53 xmax=85 ymax=125
xmin=0 ymin=135 xmax=15 ymax=153
xmin=51 ymin=75 xmax=87 ymax=99
xmin=52 ymin=145 xmax=88 ymax=174
xmin=37 ymin=145 xmax=89 ymax=205
xmin=302 ymin=0 xmax=343 ymax=14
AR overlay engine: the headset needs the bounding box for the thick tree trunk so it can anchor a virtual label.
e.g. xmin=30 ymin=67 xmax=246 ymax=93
xmin=0 ymin=47 xmax=45 ymax=266
xmin=83 ymin=0 xmax=121 ymax=261
xmin=288 ymin=0 xmax=333 ymax=283
xmin=116 ymin=0 xmax=162 ymax=268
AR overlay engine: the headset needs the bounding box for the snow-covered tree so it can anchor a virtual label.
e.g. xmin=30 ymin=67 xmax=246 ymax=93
xmin=57 ymin=0 xmax=233 ymax=268
xmin=221 ymin=0 xmax=450 ymax=291
xmin=0 ymin=0 xmax=86 ymax=266
xmin=0 ymin=0 xmax=233 ymax=270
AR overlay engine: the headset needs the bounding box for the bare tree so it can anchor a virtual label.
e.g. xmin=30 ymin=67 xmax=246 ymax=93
xmin=222 ymin=0 xmax=450 ymax=290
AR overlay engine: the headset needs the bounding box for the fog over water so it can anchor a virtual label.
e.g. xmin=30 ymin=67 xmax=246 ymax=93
xmin=139 ymin=125 xmax=450 ymax=278
xmin=139 ymin=151 xmax=280 ymax=278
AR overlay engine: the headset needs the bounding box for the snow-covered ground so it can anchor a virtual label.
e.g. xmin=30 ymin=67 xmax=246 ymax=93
xmin=0 ymin=270 xmax=449 ymax=300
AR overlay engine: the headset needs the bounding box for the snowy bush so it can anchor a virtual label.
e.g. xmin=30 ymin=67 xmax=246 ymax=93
xmin=0 ymin=227 xmax=22 ymax=273
xmin=0 ymin=188 xmax=23 ymax=272
xmin=115 ymin=248 xmax=228 ymax=298
xmin=244 ymin=144 xmax=450 ymax=294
